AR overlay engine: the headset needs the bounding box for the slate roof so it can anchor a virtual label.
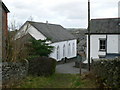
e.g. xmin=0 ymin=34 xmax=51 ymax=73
xmin=89 ymin=18 xmax=120 ymax=34
xmin=28 ymin=21 xmax=76 ymax=43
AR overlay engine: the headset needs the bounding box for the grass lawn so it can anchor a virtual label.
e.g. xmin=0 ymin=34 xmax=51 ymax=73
xmin=12 ymin=73 xmax=99 ymax=88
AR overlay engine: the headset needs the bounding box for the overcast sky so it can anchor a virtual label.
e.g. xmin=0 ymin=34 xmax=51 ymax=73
xmin=3 ymin=0 xmax=120 ymax=28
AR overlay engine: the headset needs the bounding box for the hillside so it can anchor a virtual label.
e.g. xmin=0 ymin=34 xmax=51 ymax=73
xmin=66 ymin=28 xmax=87 ymax=53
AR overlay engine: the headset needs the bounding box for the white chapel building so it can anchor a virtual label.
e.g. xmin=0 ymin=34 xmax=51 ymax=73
xmin=15 ymin=21 xmax=77 ymax=61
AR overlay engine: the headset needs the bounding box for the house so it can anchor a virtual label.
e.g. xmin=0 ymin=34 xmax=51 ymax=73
xmin=15 ymin=21 xmax=77 ymax=61
xmin=0 ymin=1 xmax=10 ymax=61
xmin=85 ymin=18 xmax=120 ymax=63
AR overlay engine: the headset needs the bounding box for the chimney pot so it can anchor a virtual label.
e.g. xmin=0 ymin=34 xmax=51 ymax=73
xmin=46 ymin=21 xmax=48 ymax=24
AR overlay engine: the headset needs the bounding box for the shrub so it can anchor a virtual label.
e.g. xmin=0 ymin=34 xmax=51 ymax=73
xmin=28 ymin=39 xmax=54 ymax=57
xmin=28 ymin=56 xmax=57 ymax=76
xmin=92 ymin=58 xmax=120 ymax=88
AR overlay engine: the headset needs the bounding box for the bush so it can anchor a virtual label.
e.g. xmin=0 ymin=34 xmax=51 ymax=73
xmin=28 ymin=39 xmax=54 ymax=57
xmin=28 ymin=56 xmax=57 ymax=76
xmin=92 ymin=58 xmax=120 ymax=88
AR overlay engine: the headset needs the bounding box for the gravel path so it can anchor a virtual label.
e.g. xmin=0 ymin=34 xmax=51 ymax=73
xmin=56 ymin=61 xmax=88 ymax=74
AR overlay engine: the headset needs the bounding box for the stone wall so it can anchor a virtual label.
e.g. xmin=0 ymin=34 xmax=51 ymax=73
xmin=2 ymin=60 xmax=29 ymax=87
xmin=92 ymin=58 xmax=120 ymax=88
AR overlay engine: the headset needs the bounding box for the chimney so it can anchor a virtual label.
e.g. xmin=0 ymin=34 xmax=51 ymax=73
xmin=46 ymin=21 xmax=48 ymax=24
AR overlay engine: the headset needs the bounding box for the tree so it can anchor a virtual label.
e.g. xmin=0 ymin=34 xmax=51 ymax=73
xmin=28 ymin=39 xmax=54 ymax=57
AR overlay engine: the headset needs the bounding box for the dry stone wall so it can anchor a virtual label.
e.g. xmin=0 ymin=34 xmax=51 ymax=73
xmin=2 ymin=60 xmax=29 ymax=86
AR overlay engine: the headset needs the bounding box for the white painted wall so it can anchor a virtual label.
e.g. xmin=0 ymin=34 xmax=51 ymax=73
xmin=15 ymin=22 xmax=30 ymax=40
xmin=28 ymin=26 xmax=47 ymax=40
xmin=49 ymin=40 xmax=77 ymax=61
xmin=119 ymin=35 xmax=120 ymax=53
xmin=86 ymin=34 xmax=120 ymax=63
xmin=107 ymin=35 xmax=119 ymax=53
xmin=15 ymin=23 xmax=47 ymax=40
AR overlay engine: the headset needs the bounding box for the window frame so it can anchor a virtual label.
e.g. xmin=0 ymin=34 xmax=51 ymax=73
xmin=72 ymin=43 xmax=75 ymax=54
xmin=68 ymin=43 xmax=71 ymax=56
xmin=57 ymin=46 xmax=60 ymax=60
xmin=99 ymin=38 xmax=107 ymax=51
xmin=63 ymin=44 xmax=65 ymax=57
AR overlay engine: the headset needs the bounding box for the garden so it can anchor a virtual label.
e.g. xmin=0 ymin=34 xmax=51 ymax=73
xmin=3 ymin=34 xmax=99 ymax=88
xmin=3 ymin=32 xmax=120 ymax=88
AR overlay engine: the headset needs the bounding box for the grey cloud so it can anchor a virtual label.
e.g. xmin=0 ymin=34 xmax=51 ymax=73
xmin=51 ymin=1 xmax=87 ymax=20
xmin=4 ymin=0 xmax=120 ymax=28
xmin=91 ymin=1 xmax=118 ymax=18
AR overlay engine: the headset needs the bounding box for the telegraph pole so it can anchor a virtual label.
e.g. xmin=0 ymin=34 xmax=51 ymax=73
xmin=88 ymin=0 xmax=91 ymax=71
xmin=0 ymin=0 xmax=2 ymax=89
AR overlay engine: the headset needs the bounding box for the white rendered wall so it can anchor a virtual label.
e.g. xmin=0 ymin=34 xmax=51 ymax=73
xmin=86 ymin=35 xmax=107 ymax=61
xmin=107 ymin=35 xmax=119 ymax=53
xmin=86 ymin=35 xmax=106 ymax=63
xmin=91 ymin=35 xmax=106 ymax=59
xmin=15 ymin=23 xmax=47 ymax=40
xmin=86 ymin=34 xmax=120 ymax=63
xmin=28 ymin=26 xmax=46 ymax=40
xmin=49 ymin=39 xmax=77 ymax=61
xmin=118 ymin=35 xmax=120 ymax=53
xmin=15 ymin=22 xmax=30 ymax=40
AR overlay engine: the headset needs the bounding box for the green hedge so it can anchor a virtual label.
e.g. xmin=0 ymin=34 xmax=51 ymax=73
xmin=92 ymin=58 xmax=120 ymax=88
xmin=28 ymin=56 xmax=57 ymax=76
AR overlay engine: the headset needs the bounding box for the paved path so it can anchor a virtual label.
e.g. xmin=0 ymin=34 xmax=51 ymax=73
xmin=56 ymin=61 xmax=88 ymax=74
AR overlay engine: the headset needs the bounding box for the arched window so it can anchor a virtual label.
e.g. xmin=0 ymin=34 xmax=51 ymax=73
xmin=57 ymin=46 xmax=60 ymax=60
xmin=68 ymin=43 xmax=71 ymax=56
xmin=73 ymin=43 xmax=75 ymax=54
xmin=63 ymin=45 xmax=65 ymax=57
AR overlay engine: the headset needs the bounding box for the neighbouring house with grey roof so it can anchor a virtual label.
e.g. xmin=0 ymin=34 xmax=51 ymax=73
xmin=85 ymin=18 xmax=120 ymax=63
xmin=15 ymin=21 xmax=77 ymax=61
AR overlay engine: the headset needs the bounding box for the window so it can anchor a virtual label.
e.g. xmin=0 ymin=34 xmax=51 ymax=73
xmin=99 ymin=39 xmax=106 ymax=51
xmin=68 ymin=43 xmax=71 ymax=56
xmin=57 ymin=46 xmax=60 ymax=59
xmin=72 ymin=43 xmax=75 ymax=54
xmin=63 ymin=45 xmax=65 ymax=57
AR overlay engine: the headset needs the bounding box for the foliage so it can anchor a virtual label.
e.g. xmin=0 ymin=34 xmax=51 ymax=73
xmin=92 ymin=58 xmax=120 ymax=88
xmin=5 ymin=30 xmax=29 ymax=62
xmin=77 ymin=39 xmax=80 ymax=44
xmin=5 ymin=31 xmax=17 ymax=62
xmin=5 ymin=36 xmax=13 ymax=61
xmin=28 ymin=39 xmax=54 ymax=57
xmin=28 ymin=56 xmax=56 ymax=76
